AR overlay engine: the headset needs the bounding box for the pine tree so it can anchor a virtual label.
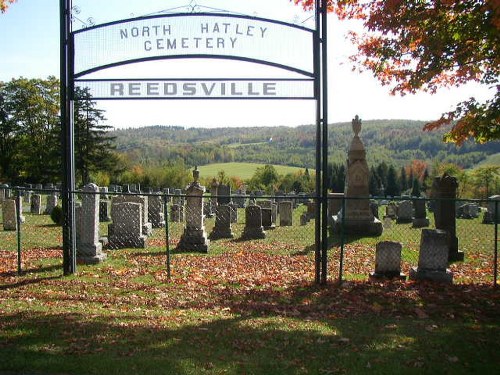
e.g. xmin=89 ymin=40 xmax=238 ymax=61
xmin=74 ymin=87 xmax=119 ymax=186
xmin=411 ymin=178 xmax=421 ymax=197
xmin=385 ymin=165 xmax=400 ymax=197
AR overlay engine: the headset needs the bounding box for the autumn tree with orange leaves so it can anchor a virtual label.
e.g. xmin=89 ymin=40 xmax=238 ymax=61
xmin=0 ymin=0 xmax=16 ymax=13
xmin=293 ymin=0 xmax=499 ymax=145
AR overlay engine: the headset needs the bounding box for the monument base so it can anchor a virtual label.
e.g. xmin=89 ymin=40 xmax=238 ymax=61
xmin=412 ymin=218 xmax=430 ymax=228
xmin=330 ymin=216 xmax=383 ymax=236
xmin=107 ymin=235 xmax=148 ymax=249
xmin=241 ymin=226 xmax=266 ymax=240
xmin=177 ymin=228 xmax=210 ymax=253
xmin=76 ymin=243 xmax=107 ymax=264
xmin=409 ymin=267 xmax=453 ymax=284
xmin=209 ymin=228 xmax=235 ymax=240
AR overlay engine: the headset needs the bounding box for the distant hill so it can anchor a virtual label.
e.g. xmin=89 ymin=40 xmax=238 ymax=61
xmin=111 ymin=120 xmax=500 ymax=170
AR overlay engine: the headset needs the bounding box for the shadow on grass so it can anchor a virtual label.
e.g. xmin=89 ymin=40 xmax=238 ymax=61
xmin=0 ymin=274 xmax=62 ymax=290
xmin=1 ymin=281 xmax=499 ymax=375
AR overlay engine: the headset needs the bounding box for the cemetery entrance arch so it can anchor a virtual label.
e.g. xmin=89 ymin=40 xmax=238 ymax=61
xmin=60 ymin=1 xmax=330 ymax=283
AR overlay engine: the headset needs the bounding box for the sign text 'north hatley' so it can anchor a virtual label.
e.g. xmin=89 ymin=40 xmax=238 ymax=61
xmin=120 ymin=21 xmax=268 ymax=52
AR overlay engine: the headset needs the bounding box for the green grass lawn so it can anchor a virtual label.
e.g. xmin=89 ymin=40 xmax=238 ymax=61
xmin=1 ymin=204 xmax=499 ymax=374
xmin=197 ymin=162 xmax=313 ymax=180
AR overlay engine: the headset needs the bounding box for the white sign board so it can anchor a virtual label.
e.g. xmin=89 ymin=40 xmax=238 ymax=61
xmin=73 ymin=13 xmax=315 ymax=78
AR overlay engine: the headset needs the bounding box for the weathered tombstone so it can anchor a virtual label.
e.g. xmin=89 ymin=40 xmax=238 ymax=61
xmin=279 ymin=201 xmax=293 ymax=226
xmin=148 ymin=194 xmax=166 ymax=228
xmin=112 ymin=195 xmax=152 ymax=236
xmin=410 ymin=229 xmax=453 ymax=283
xmin=483 ymin=195 xmax=500 ymax=223
xmin=170 ymin=204 xmax=184 ymax=222
xmin=31 ymin=194 xmax=42 ymax=215
xmin=369 ymin=241 xmax=406 ymax=280
xmin=2 ymin=199 xmax=17 ymax=231
xmin=384 ymin=202 xmax=397 ymax=219
xmin=396 ymin=200 xmax=413 ymax=223
xmin=331 ymin=115 xmax=383 ymax=236
xmin=463 ymin=203 xmax=479 ymax=219
xmin=217 ymin=184 xmax=231 ymax=205
xmin=209 ymin=204 xmax=234 ymax=239
xmin=271 ymin=203 xmax=278 ymax=226
xmin=204 ymin=200 xmax=214 ymax=218
xmin=241 ymin=204 xmax=266 ymax=239
xmin=176 ymin=168 xmax=210 ymax=252
xmin=261 ymin=207 xmax=275 ymax=229
xmin=44 ymin=193 xmax=58 ymax=215
xmin=76 ymin=183 xmax=107 ymax=264
xmin=431 ymin=174 xmax=464 ymax=261
xmin=412 ymin=199 xmax=429 ymax=228
xmin=108 ymin=202 xmax=148 ymax=249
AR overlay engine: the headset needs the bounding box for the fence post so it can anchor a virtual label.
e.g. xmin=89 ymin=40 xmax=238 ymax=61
xmin=338 ymin=196 xmax=346 ymax=284
xmin=15 ymin=188 xmax=22 ymax=275
xmin=164 ymin=194 xmax=171 ymax=281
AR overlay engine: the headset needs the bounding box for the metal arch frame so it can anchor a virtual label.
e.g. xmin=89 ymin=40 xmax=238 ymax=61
xmin=60 ymin=0 xmax=329 ymax=283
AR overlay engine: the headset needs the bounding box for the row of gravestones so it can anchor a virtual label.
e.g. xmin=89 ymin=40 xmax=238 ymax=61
xmin=370 ymin=229 xmax=457 ymax=284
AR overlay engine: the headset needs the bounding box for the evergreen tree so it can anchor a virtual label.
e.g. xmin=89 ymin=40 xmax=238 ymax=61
xmin=411 ymin=178 xmax=421 ymax=197
xmin=369 ymin=166 xmax=380 ymax=196
xmin=400 ymin=166 xmax=407 ymax=192
xmin=385 ymin=165 xmax=400 ymax=197
xmin=74 ymin=87 xmax=119 ymax=186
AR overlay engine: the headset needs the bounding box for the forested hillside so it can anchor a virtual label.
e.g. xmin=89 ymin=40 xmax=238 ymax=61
xmin=112 ymin=120 xmax=499 ymax=169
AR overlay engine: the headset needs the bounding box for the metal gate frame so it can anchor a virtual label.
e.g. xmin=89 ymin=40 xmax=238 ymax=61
xmin=59 ymin=0 xmax=330 ymax=283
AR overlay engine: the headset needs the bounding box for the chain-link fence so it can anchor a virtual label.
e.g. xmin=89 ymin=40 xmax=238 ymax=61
xmin=1 ymin=185 xmax=498 ymax=286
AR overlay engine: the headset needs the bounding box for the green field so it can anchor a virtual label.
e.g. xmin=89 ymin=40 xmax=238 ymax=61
xmin=477 ymin=153 xmax=500 ymax=167
xmin=198 ymin=162 xmax=314 ymax=180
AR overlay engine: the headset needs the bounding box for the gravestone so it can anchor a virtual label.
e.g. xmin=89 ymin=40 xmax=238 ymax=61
xmin=396 ymin=200 xmax=413 ymax=223
xmin=328 ymin=193 xmax=344 ymax=217
xmin=331 ymin=116 xmax=383 ymax=236
xmin=217 ymin=184 xmax=231 ymax=205
xmin=148 ymin=194 xmax=166 ymax=228
xmin=261 ymin=207 xmax=275 ymax=229
xmin=369 ymin=241 xmax=405 ymax=280
xmin=209 ymin=204 xmax=234 ymax=239
xmin=241 ymin=204 xmax=266 ymax=239
xmin=482 ymin=196 xmax=500 ymax=224
xmin=44 ymin=193 xmax=58 ymax=215
xmin=300 ymin=213 xmax=308 ymax=226
xmin=432 ymin=174 xmax=464 ymax=261
xmin=2 ymin=199 xmax=17 ymax=231
xmin=279 ymin=201 xmax=293 ymax=226
xmin=412 ymin=199 xmax=429 ymax=228
xmin=31 ymin=194 xmax=42 ymax=214
xmin=173 ymin=188 xmax=183 ymax=206
xmin=112 ymin=195 xmax=152 ymax=236
xmin=108 ymin=202 xmax=148 ymax=249
xmin=176 ymin=168 xmax=210 ymax=252
xmin=384 ymin=202 xmax=397 ymax=220
xmin=170 ymin=204 xmax=184 ymax=222
xmin=410 ymin=229 xmax=453 ymax=283
xmin=76 ymin=183 xmax=107 ymax=264
xmin=210 ymin=179 xmax=219 ymax=210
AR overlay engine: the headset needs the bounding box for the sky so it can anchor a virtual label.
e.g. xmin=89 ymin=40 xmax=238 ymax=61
xmin=0 ymin=0 xmax=493 ymax=129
